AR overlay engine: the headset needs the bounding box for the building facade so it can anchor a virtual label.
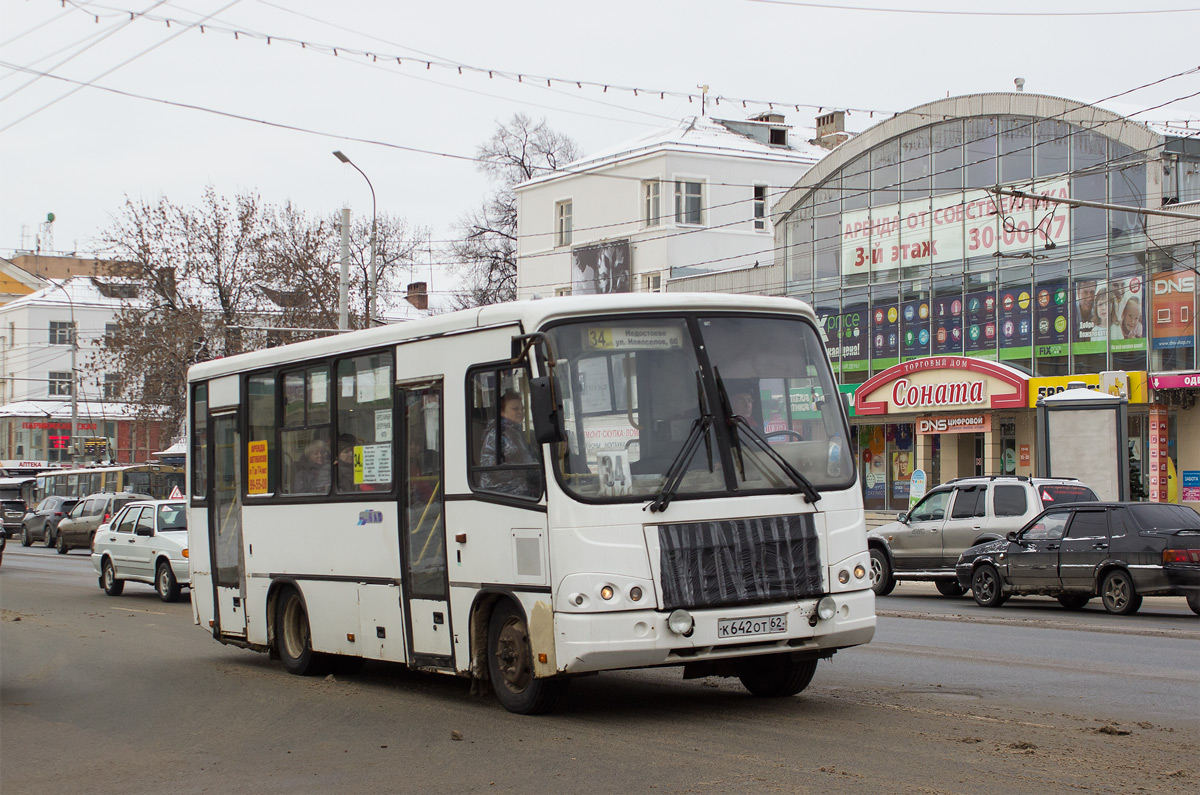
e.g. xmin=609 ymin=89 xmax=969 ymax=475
xmin=515 ymin=114 xmax=831 ymax=299
xmin=769 ymin=92 xmax=1200 ymax=512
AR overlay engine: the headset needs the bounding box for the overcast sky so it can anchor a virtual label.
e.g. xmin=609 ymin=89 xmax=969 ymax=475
xmin=3 ymin=0 xmax=1199 ymax=286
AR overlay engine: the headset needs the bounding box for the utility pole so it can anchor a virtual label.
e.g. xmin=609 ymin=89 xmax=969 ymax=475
xmin=333 ymin=150 xmax=379 ymax=327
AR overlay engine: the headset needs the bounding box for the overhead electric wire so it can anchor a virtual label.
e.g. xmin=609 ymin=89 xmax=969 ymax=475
xmin=748 ymin=1 xmax=1200 ymax=17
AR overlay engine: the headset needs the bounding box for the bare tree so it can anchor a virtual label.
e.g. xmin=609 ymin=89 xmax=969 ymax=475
xmin=91 ymin=188 xmax=426 ymax=433
xmin=448 ymin=113 xmax=580 ymax=307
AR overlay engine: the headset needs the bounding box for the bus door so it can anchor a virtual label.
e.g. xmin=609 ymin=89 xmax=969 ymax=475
xmin=209 ymin=411 xmax=247 ymax=638
xmin=398 ymin=381 xmax=452 ymax=667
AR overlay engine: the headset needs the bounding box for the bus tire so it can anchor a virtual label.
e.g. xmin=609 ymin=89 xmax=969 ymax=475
xmin=275 ymin=588 xmax=325 ymax=676
xmin=735 ymin=654 xmax=818 ymax=697
xmin=102 ymin=559 xmax=124 ymax=596
xmin=156 ymin=560 xmax=181 ymax=602
xmin=487 ymin=601 xmax=565 ymax=715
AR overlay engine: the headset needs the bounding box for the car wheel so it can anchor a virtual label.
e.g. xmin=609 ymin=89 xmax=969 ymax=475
xmin=42 ymin=522 xmax=54 ymax=548
xmin=102 ymin=559 xmax=124 ymax=596
xmin=487 ymin=600 xmax=566 ymax=714
xmin=868 ymin=547 xmax=896 ymax=596
xmin=156 ymin=560 xmax=182 ymax=602
xmin=56 ymin=534 xmax=68 ymax=554
xmin=1100 ymin=569 xmax=1142 ymax=615
xmin=935 ymin=580 xmax=966 ymax=597
xmin=275 ymin=588 xmax=326 ymax=676
xmin=971 ymin=564 xmax=1006 ymax=608
xmin=1186 ymin=591 xmax=1200 ymax=616
xmin=735 ymin=654 xmax=819 ymax=698
xmin=1057 ymin=594 xmax=1090 ymax=610
xmin=21 ymin=524 xmax=32 ymax=547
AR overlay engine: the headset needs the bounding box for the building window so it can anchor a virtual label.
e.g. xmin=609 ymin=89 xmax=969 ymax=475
xmin=643 ymin=273 xmax=662 ymax=293
xmin=556 ymin=200 xmax=573 ymax=247
xmin=554 ymin=286 xmax=572 ymax=297
xmin=49 ymin=321 xmax=75 ymax=345
xmin=103 ymin=373 xmax=121 ymax=400
xmin=754 ymin=185 xmax=768 ymax=231
xmin=49 ymin=371 xmax=72 ymax=396
xmin=643 ymin=180 xmax=661 ymax=226
xmin=675 ymin=180 xmax=703 ymax=225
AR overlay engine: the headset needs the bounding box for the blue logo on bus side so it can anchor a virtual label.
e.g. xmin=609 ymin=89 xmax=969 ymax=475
xmin=357 ymin=509 xmax=383 ymax=525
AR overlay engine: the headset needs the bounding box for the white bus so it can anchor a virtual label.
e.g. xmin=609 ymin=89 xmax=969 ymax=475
xmin=187 ymin=294 xmax=875 ymax=713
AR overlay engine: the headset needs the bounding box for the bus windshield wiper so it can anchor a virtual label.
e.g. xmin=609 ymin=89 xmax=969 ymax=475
xmin=648 ymin=372 xmax=713 ymax=513
xmin=713 ymin=368 xmax=821 ymax=504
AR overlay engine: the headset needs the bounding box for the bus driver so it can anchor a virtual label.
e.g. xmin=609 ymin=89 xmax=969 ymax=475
xmin=479 ymin=391 xmax=540 ymax=497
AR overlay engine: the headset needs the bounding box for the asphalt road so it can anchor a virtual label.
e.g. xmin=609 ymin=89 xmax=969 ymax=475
xmin=2 ymin=545 xmax=1197 ymax=794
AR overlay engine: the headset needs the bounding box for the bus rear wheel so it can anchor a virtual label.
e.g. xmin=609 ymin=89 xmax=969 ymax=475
xmin=487 ymin=601 xmax=565 ymax=715
xmin=275 ymin=588 xmax=325 ymax=676
xmin=735 ymin=654 xmax=818 ymax=697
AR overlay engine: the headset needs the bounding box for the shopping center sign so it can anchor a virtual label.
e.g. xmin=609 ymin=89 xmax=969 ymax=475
xmin=855 ymin=356 xmax=1029 ymax=416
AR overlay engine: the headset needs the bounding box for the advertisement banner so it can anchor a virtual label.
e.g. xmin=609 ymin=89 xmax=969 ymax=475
xmin=1107 ymin=275 xmax=1147 ymax=354
xmin=997 ymin=286 xmax=1033 ymax=359
xmin=572 ymin=239 xmax=631 ymax=295
xmin=1033 ymin=281 xmax=1069 ymax=356
xmin=931 ymin=295 xmax=963 ymax=355
xmin=900 ymin=299 xmax=930 ymax=360
xmin=247 ymin=440 xmax=269 ymax=495
xmin=839 ymin=308 xmax=869 ymax=372
xmin=840 ymin=180 xmax=1071 ymax=278
xmin=1073 ymin=277 xmax=1107 ymax=352
xmin=872 ymin=302 xmax=899 ymax=368
xmin=1151 ymin=270 xmax=1196 ymax=350
xmin=964 ymin=290 xmax=996 ymax=354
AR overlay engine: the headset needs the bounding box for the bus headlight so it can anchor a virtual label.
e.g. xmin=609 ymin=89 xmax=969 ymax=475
xmin=629 ymin=586 xmax=643 ymax=602
xmin=816 ymin=597 xmax=837 ymax=621
xmin=667 ymin=609 xmax=694 ymax=636
xmin=838 ymin=570 xmax=850 ymax=584
xmin=600 ymin=585 xmax=614 ymax=600
xmin=853 ymin=564 xmax=865 ymax=580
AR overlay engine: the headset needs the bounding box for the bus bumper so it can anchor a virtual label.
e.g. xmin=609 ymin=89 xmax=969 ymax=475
xmin=552 ymin=589 xmax=875 ymax=675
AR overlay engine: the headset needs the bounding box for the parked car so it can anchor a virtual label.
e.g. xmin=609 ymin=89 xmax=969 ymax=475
xmin=55 ymin=491 xmax=154 ymax=554
xmin=956 ymin=501 xmax=1200 ymax=615
xmin=2 ymin=499 xmax=26 ymax=536
xmin=92 ymin=500 xmax=189 ymax=601
xmin=20 ymin=495 xmax=79 ymax=548
xmin=868 ymin=476 xmax=1099 ymax=597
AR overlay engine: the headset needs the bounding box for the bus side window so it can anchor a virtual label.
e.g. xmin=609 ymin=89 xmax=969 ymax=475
xmin=335 ymin=353 xmax=393 ymax=494
xmin=192 ymin=383 xmax=208 ymax=499
xmin=467 ymin=365 xmax=543 ymax=500
xmin=281 ymin=366 xmax=333 ymax=496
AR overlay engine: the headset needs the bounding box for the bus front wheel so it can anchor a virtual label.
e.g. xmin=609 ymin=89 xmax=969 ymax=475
xmin=275 ymin=588 xmax=325 ymax=676
xmin=735 ymin=654 xmax=818 ymax=697
xmin=486 ymin=601 xmax=565 ymax=715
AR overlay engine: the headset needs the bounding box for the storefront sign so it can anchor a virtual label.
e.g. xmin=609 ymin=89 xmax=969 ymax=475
xmin=1019 ymin=444 xmax=1031 ymax=466
xmin=1182 ymin=471 xmax=1200 ymax=502
xmin=21 ymin=421 xmax=97 ymax=430
xmin=1150 ymin=271 xmax=1195 ymax=351
xmin=855 ymin=356 xmax=1028 ymax=416
xmin=1148 ymin=406 xmax=1169 ymax=502
xmin=1028 ymin=372 xmax=1148 ymax=406
xmin=1150 ymin=372 xmax=1200 ymax=390
xmin=915 ymin=414 xmax=991 ymax=434
xmin=1 ymin=460 xmax=49 ymax=469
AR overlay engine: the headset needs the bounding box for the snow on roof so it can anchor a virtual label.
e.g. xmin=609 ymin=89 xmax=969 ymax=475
xmin=519 ymin=115 xmax=828 ymax=189
xmin=1 ymin=275 xmax=144 ymax=312
xmin=0 ymin=400 xmax=148 ymax=421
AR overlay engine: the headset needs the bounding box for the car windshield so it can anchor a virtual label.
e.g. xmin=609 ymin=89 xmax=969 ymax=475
xmin=545 ymin=313 xmax=853 ymax=503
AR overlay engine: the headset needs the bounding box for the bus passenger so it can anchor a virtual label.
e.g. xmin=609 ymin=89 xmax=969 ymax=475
xmin=292 ymin=438 xmax=331 ymax=494
xmin=480 ymin=391 xmax=539 ymax=497
xmin=335 ymin=434 xmax=358 ymax=492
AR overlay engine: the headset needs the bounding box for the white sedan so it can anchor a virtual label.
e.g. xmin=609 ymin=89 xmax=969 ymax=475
xmin=91 ymin=500 xmax=189 ymax=602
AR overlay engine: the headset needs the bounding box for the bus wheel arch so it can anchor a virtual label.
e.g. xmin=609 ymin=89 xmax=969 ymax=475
xmin=478 ymin=594 xmax=566 ymax=714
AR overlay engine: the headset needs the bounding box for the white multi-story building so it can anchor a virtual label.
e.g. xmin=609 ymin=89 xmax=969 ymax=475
xmin=515 ymin=113 xmax=838 ymax=299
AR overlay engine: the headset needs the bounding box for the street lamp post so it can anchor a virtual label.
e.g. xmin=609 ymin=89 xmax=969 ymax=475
xmin=333 ymin=150 xmax=378 ymax=327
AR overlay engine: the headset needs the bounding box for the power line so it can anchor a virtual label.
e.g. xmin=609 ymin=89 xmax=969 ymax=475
xmin=749 ymin=1 xmax=1200 ymax=17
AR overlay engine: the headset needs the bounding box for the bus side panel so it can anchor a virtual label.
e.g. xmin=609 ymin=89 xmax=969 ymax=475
xmin=357 ymin=583 xmax=408 ymax=662
xmin=188 ymin=505 xmax=213 ymax=629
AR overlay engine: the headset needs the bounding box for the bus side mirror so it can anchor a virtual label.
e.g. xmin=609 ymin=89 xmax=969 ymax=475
xmin=529 ymin=376 xmax=566 ymax=445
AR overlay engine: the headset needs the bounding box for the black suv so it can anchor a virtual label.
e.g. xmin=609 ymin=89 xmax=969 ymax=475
xmin=21 ymin=495 xmax=79 ymax=548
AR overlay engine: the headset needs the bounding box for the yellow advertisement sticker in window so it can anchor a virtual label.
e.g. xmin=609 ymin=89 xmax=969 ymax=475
xmin=247 ymin=440 xmax=269 ymax=495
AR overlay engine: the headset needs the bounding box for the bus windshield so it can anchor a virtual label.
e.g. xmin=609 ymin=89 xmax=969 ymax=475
xmin=546 ymin=313 xmax=853 ymax=503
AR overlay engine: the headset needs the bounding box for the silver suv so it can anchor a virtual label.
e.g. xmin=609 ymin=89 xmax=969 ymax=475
xmin=867 ymin=476 xmax=1098 ymax=596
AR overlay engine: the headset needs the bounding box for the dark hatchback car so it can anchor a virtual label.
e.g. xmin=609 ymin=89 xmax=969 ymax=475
xmin=956 ymin=502 xmax=1200 ymax=615
xmin=20 ymin=495 xmax=79 ymax=547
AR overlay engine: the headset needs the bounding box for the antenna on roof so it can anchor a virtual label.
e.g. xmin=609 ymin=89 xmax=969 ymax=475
xmin=697 ymin=84 xmax=709 ymax=116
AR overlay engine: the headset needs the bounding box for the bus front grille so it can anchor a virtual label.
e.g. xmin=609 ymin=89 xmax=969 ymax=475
xmin=657 ymin=514 xmax=822 ymax=611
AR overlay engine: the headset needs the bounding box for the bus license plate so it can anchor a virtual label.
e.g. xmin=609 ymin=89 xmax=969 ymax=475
xmin=717 ymin=614 xmax=787 ymax=638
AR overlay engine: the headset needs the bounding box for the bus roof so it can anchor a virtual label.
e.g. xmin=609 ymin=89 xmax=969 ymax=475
xmin=188 ymin=293 xmax=816 ymax=383
xmin=0 ymin=476 xmax=35 ymax=486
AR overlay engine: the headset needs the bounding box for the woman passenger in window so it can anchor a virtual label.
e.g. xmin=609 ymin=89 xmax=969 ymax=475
xmin=292 ymin=437 xmax=331 ymax=494
xmin=335 ymin=434 xmax=358 ymax=492
xmin=480 ymin=391 xmax=539 ymax=496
